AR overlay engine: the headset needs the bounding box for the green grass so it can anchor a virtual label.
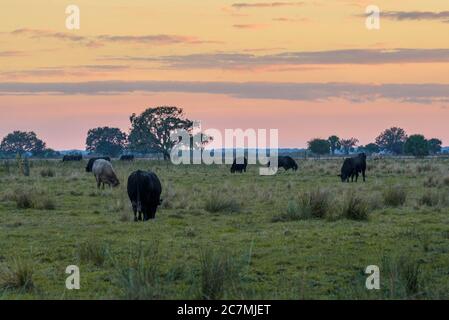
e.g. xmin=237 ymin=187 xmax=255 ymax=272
xmin=0 ymin=157 xmax=449 ymax=299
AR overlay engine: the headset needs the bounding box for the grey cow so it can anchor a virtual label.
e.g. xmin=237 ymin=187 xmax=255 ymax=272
xmin=92 ymin=159 xmax=120 ymax=188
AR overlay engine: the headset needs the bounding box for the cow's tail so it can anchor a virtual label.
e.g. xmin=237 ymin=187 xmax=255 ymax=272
xmin=136 ymin=174 xmax=142 ymax=212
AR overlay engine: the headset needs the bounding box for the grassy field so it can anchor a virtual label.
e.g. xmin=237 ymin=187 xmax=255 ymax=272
xmin=0 ymin=157 xmax=449 ymax=299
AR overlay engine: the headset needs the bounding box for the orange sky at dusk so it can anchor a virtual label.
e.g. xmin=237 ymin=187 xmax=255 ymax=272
xmin=1 ymin=0 xmax=448 ymax=149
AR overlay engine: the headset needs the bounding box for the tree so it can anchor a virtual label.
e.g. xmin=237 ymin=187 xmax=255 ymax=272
xmin=307 ymin=138 xmax=330 ymax=156
xmin=404 ymin=134 xmax=429 ymax=157
xmin=328 ymin=135 xmax=341 ymax=155
xmin=340 ymin=138 xmax=359 ymax=155
xmin=363 ymin=143 xmax=380 ymax=154
xmin=86 ymin=127 xmax=127 ymax=157
xmin=0 ymin=131 xmax=46 ymax=156
xmin=375 ymin=127 xmax=407 ymax=154
xmin=128 ymin=106 xmax=193 ymax=160
xmin=427 ymin=138 xmax=442 ymax=154
xmin=34 ymin=148 xmax=61 ymax=159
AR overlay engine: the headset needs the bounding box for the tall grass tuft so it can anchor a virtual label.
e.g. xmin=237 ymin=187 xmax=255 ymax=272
xmin=418 ymin=191 xmax=440 ymax=207
xmin=199 ymin=248 xmax=238 ymax=300
xmin=381 ymin=254 xmax=422 ymax=299
xmin=113 ymin=244 xmax=163 ymax=300
xmin=273 ymin=188 xmax=331 ymax=222
xmin=383 ymin=186 xmax=407 ymax=207
xmin=15 ymin=191 xmax=33 ymax=209
xmin=443 ymin=176 xmax=449 ymax=187
xmin=341 ymin=193 xmax=370 ymax=221
xmin=204 ymin=193 xmax=241 ymax=213
xmin=40 ymin=168 xmax=55 ymax=178
xmin=77 ymin=239 xmax=109 ymax=267
xmin=0 ymin=258 xmax=35 ymax=292
xmin=12 ymin=188 xmax=56 ymax=210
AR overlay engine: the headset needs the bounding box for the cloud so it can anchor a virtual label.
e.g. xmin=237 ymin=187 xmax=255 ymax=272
xmin=232 ymin=2 xmax=304 ymax=8
xmin=9 ymin=28 xmax=219 ymax=47
xmin=0 ymin=80 xmax=448 ymax=104
xmin=381 ymin=11 xmax=449 ymax=22
xmin=0 ymin=65 xmax=129 ymax=79
xmin=272 ymin=17 xmax=308 ymax=22
xmin=104 ymin=48 xmax=449 ymax=70
xmin=358 ymin=11 xmax=449 ymax=24
xmin=232 ymin=24 xmax=268 ymax=29
xmin=0 ymin=51 xmax=25 ymax=57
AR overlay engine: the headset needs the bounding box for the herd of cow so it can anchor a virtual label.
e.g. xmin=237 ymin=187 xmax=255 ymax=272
xmin=62 ymin=153 xmax=367 ymax=221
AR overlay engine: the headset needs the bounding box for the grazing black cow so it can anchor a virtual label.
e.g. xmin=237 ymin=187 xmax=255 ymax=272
xmin=120 ymin=155 xmax=135 ymax=161
xmin=85 ymin=157 xmax=111 ymax=172
xmin=268 ymin=156 xmax=298 ymax=171
xmin=127 ymin=170 xmax=162 ymax=221
xmin=230 ymin=157 xmax=248 ymax=173
xmin=62 ymin=154 xmax=82 ymax=162
xmin=339 ymin=153 xmax=367 ymax=182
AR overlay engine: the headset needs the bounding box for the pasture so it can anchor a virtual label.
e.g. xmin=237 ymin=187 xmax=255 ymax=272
xmin=0 ymin=157 xmax=449 ymax=299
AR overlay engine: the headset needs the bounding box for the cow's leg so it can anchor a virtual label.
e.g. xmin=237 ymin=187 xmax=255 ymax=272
xmin=355 ymin=172 xmax=359 ymax=182
xmin=132 ymin=203 xmax=138 ymax=222
xmin=138 ymin=210 xmax=142 ymax=221
xmin=96 ymin=176 xmax=101 ymax=189
xmin=362 ymin=170 xmax=366 ymax=182
xmin=149 ymin=206 xmax=157 ymax=220
xmin=143 ymin=208 xmax=149 ymax=221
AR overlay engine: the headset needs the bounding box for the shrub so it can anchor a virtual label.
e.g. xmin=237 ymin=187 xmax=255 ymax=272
xmin=77 ymin=239 xmax=109 ymax=267
xmin=204 ymin=193 xmax=240 ymax=213
xmin=341 ymin=193 xmax=370 ymax=221
xmin=383 ymin=186 xmax=407 ymax=207
xmin=0 ymin=259 xmax=34 ymax=291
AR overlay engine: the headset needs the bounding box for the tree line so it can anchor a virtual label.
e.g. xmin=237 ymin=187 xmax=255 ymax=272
xmin=307 ymin=127 xmax=443 ymax=157
xmin=0 ymin=107 xmax=445 ymax=159
xmin=0 ymin=106 xmax=210 ymax=159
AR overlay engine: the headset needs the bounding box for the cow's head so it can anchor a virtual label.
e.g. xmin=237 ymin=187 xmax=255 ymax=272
xmin=112 ymin=178 xmax=120 ymax=187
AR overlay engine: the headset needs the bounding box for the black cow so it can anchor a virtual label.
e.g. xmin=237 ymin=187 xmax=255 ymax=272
xmin=127 ymin=170 xmax=162 ymax=221
xmin=120 ymin=155 xmax=135 ymax=161
xmin=230 ymin=157 xmax=248 ymax=173
xmin=267 ymin=156 xmax=298 ymax=171
xmin=339 ymin=153 xmax=367 ymax=182
xmin=85 ymin=157 xmax=111 ymax=172
xmin=62 ymin=154 xmax=82 ymax=162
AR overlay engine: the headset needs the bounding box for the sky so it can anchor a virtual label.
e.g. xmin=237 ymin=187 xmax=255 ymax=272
xmin=0 ymin=0 xmax=448 ymax=149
